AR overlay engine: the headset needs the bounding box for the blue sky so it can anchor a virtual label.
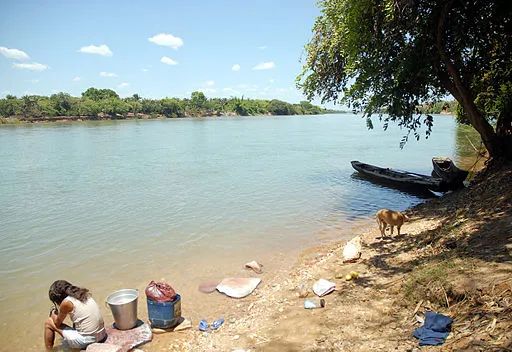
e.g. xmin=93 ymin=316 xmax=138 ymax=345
xmin=0 ymin=0 xmax=331 ymax=106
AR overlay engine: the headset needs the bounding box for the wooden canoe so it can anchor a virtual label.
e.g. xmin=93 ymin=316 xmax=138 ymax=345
xmin=351 ymin=160 xmax=446 ymax=192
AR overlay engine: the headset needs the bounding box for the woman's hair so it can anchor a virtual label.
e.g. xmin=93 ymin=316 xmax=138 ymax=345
xmin=49 ymin=280 xmax=90 ymax=305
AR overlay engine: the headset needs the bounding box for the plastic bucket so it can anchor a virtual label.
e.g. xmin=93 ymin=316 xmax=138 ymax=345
xmin=106 ymin=289 xmax=139 ymax=330
xmin=147 ymin=294 xmax=181 ymax=329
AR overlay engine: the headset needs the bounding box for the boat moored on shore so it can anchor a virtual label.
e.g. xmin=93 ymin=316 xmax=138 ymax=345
xmin=351 ymin=158 xmax=468 ymax=193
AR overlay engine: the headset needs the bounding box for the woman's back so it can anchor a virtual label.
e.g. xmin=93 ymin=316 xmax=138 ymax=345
xmin=64 ymin=296 xmax=104 ymax=335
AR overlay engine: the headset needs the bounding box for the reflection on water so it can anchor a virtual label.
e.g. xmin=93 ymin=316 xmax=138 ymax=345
xmin=350 ymin=172 xmax=437 ymax=200
xmin=454 ymin=123 xmax=488 ymax=173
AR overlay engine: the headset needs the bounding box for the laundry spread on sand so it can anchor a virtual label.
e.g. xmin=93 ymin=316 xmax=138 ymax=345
xmin=413 ymin=311 xmax=453 ymax=346
xmin=216 ymin=278 xmax=261 ymax=298
xmin=198 ymin=281 xmax=220 ymax=294
xmin=244 ymin=260 xmax=264 ymax=274
xmin=85 ymin=321 xmax=152 ymax=351
xmin=343 ymin=236 xmax=362 ymax=262
xmin=312 ymin=278 xmax=336 ymax=297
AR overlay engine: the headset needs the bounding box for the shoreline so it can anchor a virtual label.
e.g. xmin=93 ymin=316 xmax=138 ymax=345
xmin=134 ymin=162 xmax=511 ymax=351
xmin=0 ymin=110 xmax=452 ymax=125
xmin=3 ymin=113 xmax=460 ymax=352
xmin=133 ymin=209 xmax=435 ymax=351
xmin=140 ymin=211 xmax=426 ymax=351
xmin=141 ymin=220 xmax=380 ymax=351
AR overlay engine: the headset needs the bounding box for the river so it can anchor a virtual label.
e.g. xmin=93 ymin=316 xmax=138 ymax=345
xmin=0 ymin=113 xmax=481 ymax=351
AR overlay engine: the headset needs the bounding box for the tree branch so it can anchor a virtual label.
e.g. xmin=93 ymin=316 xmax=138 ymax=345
xmin=436 ymin=0 xmax=466 ymax=100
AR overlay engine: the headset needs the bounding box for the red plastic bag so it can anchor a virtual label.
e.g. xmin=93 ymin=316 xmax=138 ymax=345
xmin=145 ymin=281 xmax=177 ymax=302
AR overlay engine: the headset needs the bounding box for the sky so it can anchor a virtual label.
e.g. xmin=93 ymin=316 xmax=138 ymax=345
xmin=0 ymin=0 xmax=333 ymax=106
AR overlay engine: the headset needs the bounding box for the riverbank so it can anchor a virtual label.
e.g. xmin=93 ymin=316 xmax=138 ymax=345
xmin=2 ymin=114 xmax=471 ymax=351
xmin=138 ymin=162 xmax=511 ymax=351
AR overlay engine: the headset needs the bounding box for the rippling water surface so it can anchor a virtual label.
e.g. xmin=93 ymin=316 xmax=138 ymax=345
xmin=0 ymin=114 xmax=476 ymax=350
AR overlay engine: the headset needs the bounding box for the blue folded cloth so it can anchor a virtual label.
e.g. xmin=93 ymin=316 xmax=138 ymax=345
xmin=413 ymin=311 xmax=453 ymax=346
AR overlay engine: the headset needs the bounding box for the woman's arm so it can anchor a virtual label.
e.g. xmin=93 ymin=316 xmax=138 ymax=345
xmin=51 ymin=299 xmax=73 ymax=327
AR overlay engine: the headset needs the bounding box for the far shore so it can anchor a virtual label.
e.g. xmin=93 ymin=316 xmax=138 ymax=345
xmin=0 ymin=110 xmax=454 ymax=125
xmin=1 ymin=112 xmax=234 ymax=124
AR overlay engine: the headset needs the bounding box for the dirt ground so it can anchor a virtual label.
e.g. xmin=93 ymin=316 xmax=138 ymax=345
xmin=141 ymin=162 xmax=512 ymax=352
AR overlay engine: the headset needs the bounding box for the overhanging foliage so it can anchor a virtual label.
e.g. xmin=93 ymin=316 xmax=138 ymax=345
xmin=298 ymin=0 xmax=512 ymax=160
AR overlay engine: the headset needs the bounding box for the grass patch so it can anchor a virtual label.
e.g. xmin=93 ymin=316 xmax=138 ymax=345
xmin=401 ymin=258 xmax=473 ymax=309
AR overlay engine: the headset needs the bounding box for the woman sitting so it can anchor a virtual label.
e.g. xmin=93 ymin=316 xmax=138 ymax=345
xmin=44 ymin=280 xmax=106 ymax=351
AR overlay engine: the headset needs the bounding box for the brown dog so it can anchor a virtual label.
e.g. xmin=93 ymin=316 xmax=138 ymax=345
xmin=376 ymin=209 xmax=410 ymax=238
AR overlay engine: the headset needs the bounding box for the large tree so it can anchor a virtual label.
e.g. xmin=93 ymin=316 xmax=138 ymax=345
xmin=82 ymin=87 xmax=120 ymax=101
xmin=298 ymin=0 xmax=512 ymax=160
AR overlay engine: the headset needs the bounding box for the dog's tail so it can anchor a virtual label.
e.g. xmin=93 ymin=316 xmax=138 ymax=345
xmin=376 ymin=214 xmax=381 ymax=226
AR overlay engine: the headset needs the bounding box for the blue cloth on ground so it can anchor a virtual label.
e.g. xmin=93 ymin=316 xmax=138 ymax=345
xmin=413 ymin=311 xmax=453 ymax=346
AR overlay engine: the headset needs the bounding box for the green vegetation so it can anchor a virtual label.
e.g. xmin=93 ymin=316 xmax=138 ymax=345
xmin=402 ymin=259 xmax=467 ymax=308
xmin=298 ymin=0 xmax=512 ymax=161
xmin=0 ymin=88 xmax=325 ymax=122
xmin=418 ymin=100 xmax=457 ymax=115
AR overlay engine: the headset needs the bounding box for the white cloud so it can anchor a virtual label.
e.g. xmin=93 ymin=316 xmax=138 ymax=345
xmin=12 ymin=62 xmax=49 ymax=71
xmin=148 ymin=33 xmax=184 ymax=49
xmin=118 ymin=82 xmax=129 ymax=88
xmin=231 ymin=64 xmax=240 ymax=72
xmin=73 ymin=76 xmax=81 ymax=81
xmin=161 ymin=56 xmax=178 ymax=65
xmin=100 ymin=71 xmax=117 ymax=77
xmin=141 ymin=68 xmax=148 ymax=72
xmin=270 ymin=79 xmax=275 ymax=83
xmin=28 ymin=79 xmax=39 ymax=83
xmin=253 ymin=61 xmax=275 ymax=70
xmin=0 ymin=46 xmax=30 ymax=60
xmin=78 ymin=44 xmax=113 ymax=57
xmin=257 ymin=46 xmax=267 ymax=50
xmin=205 ymin=80 xmax=214 ymax=86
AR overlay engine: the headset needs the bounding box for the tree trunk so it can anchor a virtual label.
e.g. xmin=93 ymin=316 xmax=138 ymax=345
xmin=435 ymin=1 xmax=506 ymax=160
xmin=457 ymin=94 xmax=502 ymax=158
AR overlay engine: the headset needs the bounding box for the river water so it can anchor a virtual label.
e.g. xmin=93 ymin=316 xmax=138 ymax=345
xmin=0 ymin=113 xmax=480 ymax=350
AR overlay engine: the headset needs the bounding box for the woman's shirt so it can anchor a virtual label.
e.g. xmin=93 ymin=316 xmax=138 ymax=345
xmin=64 ymin=296 xmax=105 ymax=335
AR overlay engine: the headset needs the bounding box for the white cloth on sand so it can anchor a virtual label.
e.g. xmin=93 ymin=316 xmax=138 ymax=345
xmin=343 ymin=235 xmax=362 ymax=262
xmin=216 ymin=278 xmax=261 ymax=298
xmin=244 ymin=260 xmax=263 ymax=274
xmin=312 ymin=278 xmax=336 ymax=297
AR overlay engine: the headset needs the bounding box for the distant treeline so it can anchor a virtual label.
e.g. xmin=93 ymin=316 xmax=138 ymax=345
xmin=417 ymin=100 xmax=457 ymax=114
xmin=0 ymin=88 xmax=326 ymax=123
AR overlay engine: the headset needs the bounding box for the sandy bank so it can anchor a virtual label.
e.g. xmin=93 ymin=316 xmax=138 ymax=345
xmin=130 ymin=163 xmax=512 ymax=351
